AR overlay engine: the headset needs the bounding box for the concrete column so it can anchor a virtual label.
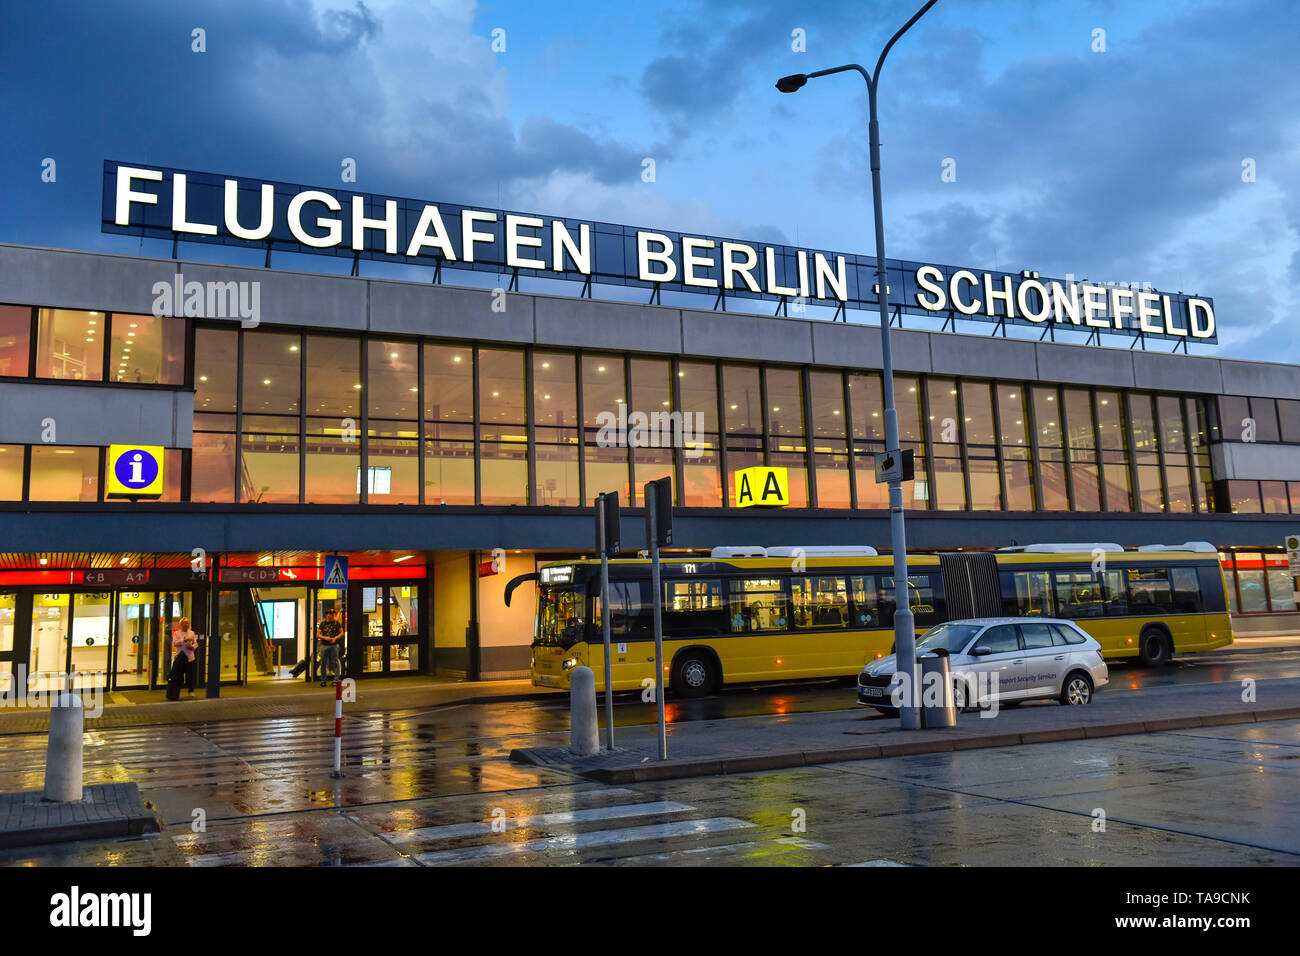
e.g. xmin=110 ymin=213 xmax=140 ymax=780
xmin=569 ymin=666 xmax=599 ymax=756
xmin=43 ymin=693 xmax=84 ymax=802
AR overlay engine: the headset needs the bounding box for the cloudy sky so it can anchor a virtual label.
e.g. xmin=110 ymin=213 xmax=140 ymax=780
xmin=2 ymin=0 xmax=1296 ymax=362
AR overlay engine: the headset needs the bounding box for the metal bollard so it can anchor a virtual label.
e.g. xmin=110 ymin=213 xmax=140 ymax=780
xmin=44 ymin=690 xmax=84 ymax=802
xmin=569 ymin=666 xmax=599 ymax=756
xmin=919 ymin=650 xmax=956 ymax=728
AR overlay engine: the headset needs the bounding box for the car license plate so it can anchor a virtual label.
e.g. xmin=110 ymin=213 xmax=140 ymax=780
xmin=539 ymin=675 xmax=552 ymax=684
xmin=861 ymin=686 xmax=887 ymax=697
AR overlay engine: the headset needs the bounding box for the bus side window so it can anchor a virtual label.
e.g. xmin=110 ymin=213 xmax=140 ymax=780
xmin=607 ymin=581 xmax=653 ymax=639
xmin=1170 ymin=567 xmax=1202 ymax=613
xmin=1001 ymin=570 xmax=1053 ymax=617
xmin=1100 ymin=570 xmax=1128 ymax=616
xmin=792 ymin=576 xmax=848 ymax=629
xmin=849 ymin=576 xmax=881 ymax=628
xmin=662 ymin=579 xmax=726 ymax=636
xmin=1196 ymin=564 xmax=1226 ymax=614
xmin=1127 ymin=567 xmax=1174 ymax=614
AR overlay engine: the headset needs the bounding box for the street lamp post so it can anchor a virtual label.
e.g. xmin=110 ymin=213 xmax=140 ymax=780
xmin=777 ymin=0 xmax=939 ymax=730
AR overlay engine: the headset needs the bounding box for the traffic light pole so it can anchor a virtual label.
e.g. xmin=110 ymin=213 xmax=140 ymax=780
xmin=648 ymin=491 xmax=667 ymax=760
xmin=597 ymin=496 xmax=615 ymax=751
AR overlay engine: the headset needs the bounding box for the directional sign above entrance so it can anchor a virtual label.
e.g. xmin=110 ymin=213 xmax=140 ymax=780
xmin=324 ymin=555 xmax=348 ymax=587
xmin=106 ymin=445 xmax=164 ymax=498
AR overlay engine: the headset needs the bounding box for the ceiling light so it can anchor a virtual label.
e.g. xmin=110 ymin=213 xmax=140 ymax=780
xmin=541 ymin=362 xmax=550 ymax=369
xmin=89 ymin=311 xmax=98 ymax=316
xmin=353 ymin=384 xmax=362 ymax=390
xmin=393 ymin=554 xmax=414 ymax=563
xmin=391 ymin=352 xmax=399 ymax=359
xmin=119 ymin=557 xmax=128 ymax=565
xmin=452 ymin=356 xmax=461 ymax=363
xmin=289 ymin=345 xmax=299 ymax=352
xmin=39 ymin=558 xmax=48 ymax=565
xmin=199 ymin=375 xmax=208 ymax=381
xmin=263 ymin=379 xmax=271 ymax=385
xmin=597 ymin=366 xmax=606 ymax=372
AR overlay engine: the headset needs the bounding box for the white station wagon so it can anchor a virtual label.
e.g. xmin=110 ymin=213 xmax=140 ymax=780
xmin=857 ymin=617 xmax=1109 ymax=712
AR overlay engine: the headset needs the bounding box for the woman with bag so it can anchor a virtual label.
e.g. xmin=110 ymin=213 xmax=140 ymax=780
xmin=169 ymin=617 xmax=199 ymax=699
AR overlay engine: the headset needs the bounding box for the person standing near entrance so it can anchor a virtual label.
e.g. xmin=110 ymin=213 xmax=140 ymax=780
xmin=317 ymin=609 xmax=343 ymax=686
xmin=170 ymin=617 xmax=199 ymax=698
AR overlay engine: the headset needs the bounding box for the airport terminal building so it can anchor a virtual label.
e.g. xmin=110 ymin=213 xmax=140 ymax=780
xmin=0 ymin=163 xmax=1296 ymax=693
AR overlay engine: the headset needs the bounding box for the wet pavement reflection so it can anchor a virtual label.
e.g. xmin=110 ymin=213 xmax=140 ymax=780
xmin=0 ymin=647 xmax=1294 ymax=866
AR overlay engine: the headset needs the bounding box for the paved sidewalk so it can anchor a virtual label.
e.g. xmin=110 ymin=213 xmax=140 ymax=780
xmin=512 ymin=677 xmax=1300 ymax=783
xmin=0 ymin=783 xmax=159 ymax=849
xmin=0 ymin=677 xmax=557 ymax=734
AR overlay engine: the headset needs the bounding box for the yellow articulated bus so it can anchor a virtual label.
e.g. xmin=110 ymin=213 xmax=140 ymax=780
xmin=511 ymin=541 xmax=1232 ymax=697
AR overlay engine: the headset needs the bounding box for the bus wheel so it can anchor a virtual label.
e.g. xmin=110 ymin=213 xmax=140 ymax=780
xmin=672 ymin=652 xmax=717 ymax=698
xmin=1137 ymin=628 xmax=1170 ymax=667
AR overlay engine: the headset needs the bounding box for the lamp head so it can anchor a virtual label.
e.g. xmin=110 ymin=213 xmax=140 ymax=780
xmin=775 ymin=73 xmax=808 ymax=93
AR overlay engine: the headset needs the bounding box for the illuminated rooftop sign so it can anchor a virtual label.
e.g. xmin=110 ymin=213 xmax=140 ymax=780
xmin=102 ymin=161 xmax=1216 ymax=343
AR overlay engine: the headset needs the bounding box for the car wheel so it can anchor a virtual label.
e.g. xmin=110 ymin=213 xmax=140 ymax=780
xmin=953 ymin=678 xmax=971 ymax=713
xmin=1137 ymin=628 xmax=1170 ymax=667
xmin=672 ymin=651 xmax=716 ymax=699
xmin=1059 ymin=671 xmax=1093 ymax=705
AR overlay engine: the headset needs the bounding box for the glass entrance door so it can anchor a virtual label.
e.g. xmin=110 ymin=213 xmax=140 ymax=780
xmin=0 ymin=592 xmax=17 ymax=696
xmin=70 ymin=593 xmax=111 ymax=690
xmin=113 ymin=591 xmax=155 ymax=689
xmin=359 ymin=585 xmax=421 ymax=675
xmin=29 ymin=593 xmax=70 ymax=693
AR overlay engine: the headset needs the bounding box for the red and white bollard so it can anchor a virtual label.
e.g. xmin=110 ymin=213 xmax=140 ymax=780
xmin=330 ymin=679 xmax=344 ymax=779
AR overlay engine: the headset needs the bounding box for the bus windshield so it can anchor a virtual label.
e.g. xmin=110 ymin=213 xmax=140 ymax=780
xmin=535 ymin=585 xmax=587 ymax=649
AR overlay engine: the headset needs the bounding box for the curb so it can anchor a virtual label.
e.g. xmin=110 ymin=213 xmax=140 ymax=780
xmin=0 ymin=688 xmax=554 ymax=735
xmin=534 ymin=706 xmax=1299 ymax=785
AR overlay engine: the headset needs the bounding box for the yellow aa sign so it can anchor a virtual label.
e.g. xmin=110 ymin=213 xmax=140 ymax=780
xmin=735 ymin=466 xmax=789 ymax=508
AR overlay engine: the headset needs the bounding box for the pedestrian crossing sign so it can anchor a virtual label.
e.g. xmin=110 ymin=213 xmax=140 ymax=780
xmin=324 ymin=555 xmax=348 ymax=587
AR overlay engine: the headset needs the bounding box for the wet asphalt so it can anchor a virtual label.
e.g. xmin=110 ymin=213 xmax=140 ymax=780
xmin=0 ymin=646 xmax=1296 ymax=866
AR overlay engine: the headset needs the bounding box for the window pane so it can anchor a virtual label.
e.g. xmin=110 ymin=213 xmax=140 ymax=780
xmin=1228 ymin=480 xmax=1261 ymax=514
xmin=424 ymin=438 xmax=475 ymax=505
xmin=997 ymin=384 xmax=1029 ymax=448
xmin=894 ymin=375 xmax=923 ymax=442
xmin=1279 ymin=399 xmax=1300 ymax=444
xmin=679 ymin=361 xmax=721 ymax=507
xmin=241 ymin=419 xmax=299 ymax=503
xmin=36 ymin=309 xmax=102 ymax=381
xmin=424 ymin=344 xmax=473 ymax=422
xmin=1156 ymin=395 xmax=1186 ymax=453
xmin=194 ymin=327 xmax=237 ymax=413
xmin=304 ymin=416 xmax=358 ymax=504
xmin=967 ymin=456 xmax=1001 ymax=510
xmin=0 ymin=305 xmax=31 ymax=377
xmin=110 ymin=313 xmax=184 ymax=385
xmin=1290 ymin=481 xmax=1300 ymax=514
xmin=0 ymin=446 xmax=22 ymax=499
xmin=306 ymin=335 xmax=359 ymax=419
xmin=480 ymin=440 xmax=527 ymax=505
xmin=1032 ymin=387 xmax=1061 ymax=447
xmin=962 ymin=381 xmax=995 ymax=445
xmin=582 ymin=354 xmax=627 ymax=505
xmin=1064 ymin=389 xmax=1095 ymax=451
xmin=1072 ymin=464 xmax=1101 ymax=512
xmin=479 ymin=348 xmax=526 ymax=440
xmin=368 ymin=424 xmax=419 ymax=504
xmin=1261 ymin=480 xmax=1288 ymax=514
xmin=791 ymin=576 xmax=848 ymax=629
xmin=1248 ymin=398 xmax=1280 ymax=442
xmin=848 ymin=372 xmax=884 ymax=441
xmin=368 ymin=340 xmax=419 ymax=420
xmin=928 ymin=377 xmax=962 ymax=510
xmin=29 ymin=446 xmax=99 ymax=500
xmin=1266 ymin=556 xmax=1296 ymax=612
xmin=1127 ymin=567 xmax=1173 ymax=613
xmin=534 ymin=352 xmax=577 ymax=430
xmin=1003 ymin=451 xmax=1034 ymax=510
xmin=1217 ymin=396 xmax=1249 ymax=442
xmin=1235 ymin=553 xmax=1267 ymax=612
xmin=244 ymin=330 xmax=302 ymax=416
xmin=191 ymin=430 xmax=235 ymax=502
xmin=1095 ymin=391 xmax=1124 ymax=449
xmin=662 ymin=580 xmax=727 ymax=636
xmin=723 ymin=365 xmax=762 ymax=444
xmin=727 ymin=577 xmax=788 ymax=632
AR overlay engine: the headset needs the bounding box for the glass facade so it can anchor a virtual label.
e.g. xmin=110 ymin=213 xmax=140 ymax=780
xmin=1 ymin=300 xmax=1298 ymax=516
